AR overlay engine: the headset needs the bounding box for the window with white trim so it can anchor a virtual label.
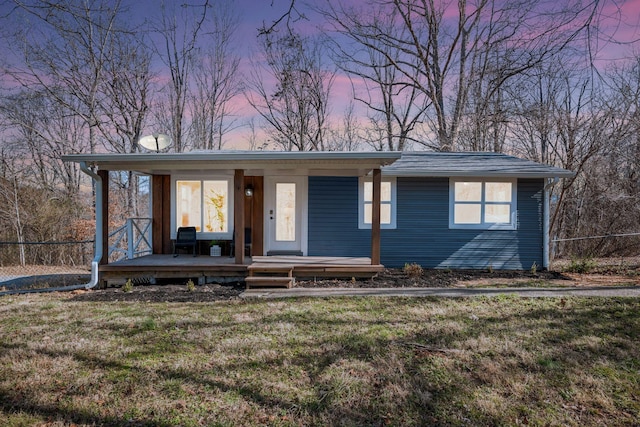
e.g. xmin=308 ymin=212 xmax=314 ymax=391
xmin=449 ymin=179 xmax=517 ymax=230
xmin=175 ymin=179 xmax=233 ymax=238
xmin=359 ymin=177 xmax=396 ymax=229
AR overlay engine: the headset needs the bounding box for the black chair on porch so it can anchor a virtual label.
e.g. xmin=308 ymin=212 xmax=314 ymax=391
xmin=230 ymin=228 xmax=252 ymax=257
xmin=173 ymin=226 xmax=197 ymax=257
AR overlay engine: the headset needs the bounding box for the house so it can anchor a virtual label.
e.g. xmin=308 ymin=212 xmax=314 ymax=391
xmin=61 ymin=151 xmax=573 ymax=287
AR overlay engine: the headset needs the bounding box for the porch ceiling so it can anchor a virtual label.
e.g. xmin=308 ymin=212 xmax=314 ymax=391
xmin=62 ymin=151 xmax=402 ymax=175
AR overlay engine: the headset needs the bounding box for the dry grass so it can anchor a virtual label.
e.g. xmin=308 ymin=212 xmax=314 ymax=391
xmin=0 ymin=293 xmax=638 ymax=426
xmin=0 ymin=265 xmax=89 ymax=277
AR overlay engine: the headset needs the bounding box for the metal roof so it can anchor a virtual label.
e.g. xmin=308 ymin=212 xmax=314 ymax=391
xmin=383 ymin=152 xmax=574 ymax=178
xmin=61 ymin=150 xmax=574 ymax=178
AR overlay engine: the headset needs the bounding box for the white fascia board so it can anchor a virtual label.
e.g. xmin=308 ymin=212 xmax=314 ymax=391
xmin=61 ymin=151 xmax=402 ymax=173
xmin=61 ymin=151 xmax=402 ymax=164
xmin=382 ymin=170 xmax=576 ymax=179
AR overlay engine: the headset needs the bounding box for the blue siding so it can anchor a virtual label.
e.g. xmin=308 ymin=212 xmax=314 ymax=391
xmin=308 ymin=176 xmax=544 ymax=269
xmin=308 ymin=177 xmax=370 ymax=257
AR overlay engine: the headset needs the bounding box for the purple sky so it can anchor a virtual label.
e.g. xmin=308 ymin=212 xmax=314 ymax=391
xmin=2 ymin=0 xmax=640 ymax=149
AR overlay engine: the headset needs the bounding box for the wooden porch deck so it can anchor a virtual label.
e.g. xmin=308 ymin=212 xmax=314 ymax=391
xmin=99 ymin=255 xmax=384 ymax=286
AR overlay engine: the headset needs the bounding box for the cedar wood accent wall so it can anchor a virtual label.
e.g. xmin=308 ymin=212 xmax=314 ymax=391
xmin=152 ymin=175 xmax=172 ymax=254
xmin=151 ymin=174 xmax=264 ymax=256
xmin=244 ymin=176 xmax=264 ymax=256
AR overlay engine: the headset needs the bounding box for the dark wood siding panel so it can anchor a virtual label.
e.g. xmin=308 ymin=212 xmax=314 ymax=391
xmin=245 ymin=176 xmax=264 ymax=256
xmin=307 ymin=176 xmax=370 ymax=257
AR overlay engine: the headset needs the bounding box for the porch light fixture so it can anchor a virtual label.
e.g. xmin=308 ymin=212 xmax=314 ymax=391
xmin=245 ymin=185 xmax=254 ymax=197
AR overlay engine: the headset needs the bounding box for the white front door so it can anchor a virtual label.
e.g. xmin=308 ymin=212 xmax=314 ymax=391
xmin=264 ymin=176 xmax=307 ymax=255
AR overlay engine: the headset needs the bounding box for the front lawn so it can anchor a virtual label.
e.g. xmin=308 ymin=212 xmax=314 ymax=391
xmin=0 ymin=294 xmax=638 ymax=426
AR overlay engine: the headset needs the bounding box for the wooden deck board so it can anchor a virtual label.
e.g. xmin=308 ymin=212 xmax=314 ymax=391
xmin=251 ymin=256 xmax=373 ymax=266
xmin=99 ymin=254 xmax=383 ymax=283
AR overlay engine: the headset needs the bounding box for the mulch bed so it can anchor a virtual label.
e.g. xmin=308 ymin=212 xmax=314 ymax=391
xmin=65 ymin=268 xmax=570 ymax=303
xmin=69 ymin=282 xmax=245 ymax=303
xmin=296 ymin=268 xmax=568 ymax=288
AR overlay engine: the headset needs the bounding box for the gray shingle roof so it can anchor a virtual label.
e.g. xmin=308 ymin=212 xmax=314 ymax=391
xmin=382 ymin=152 xmax=574 ymax=178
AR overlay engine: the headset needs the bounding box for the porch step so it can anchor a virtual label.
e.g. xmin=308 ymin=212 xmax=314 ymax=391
xmin=245 ymin=264 xmax=295 ymax=289
xmin=244 ymin=276 xmax=294 ymax=288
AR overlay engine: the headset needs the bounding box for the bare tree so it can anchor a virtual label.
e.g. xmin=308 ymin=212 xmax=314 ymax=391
xmin=0 ymin=89 xmax=87 ymax=196
xmin=257 ymin=0 xmax=305 ymax=36
xmin=6 ymin=0 xmax=126 ymax=154
xmin=603 ymin=57 xmax=640 ymax=190
xmin=325 ymin=5 xmax=430 ymax=151
xmin=246 ymin=31 xmax=335 ymax=151
xmin=96 ymin=31 xmax=154 ymax=217
xmin=571 ymin=56 xmax=640 ymax=256
xmin=0 ymin=176 xmax=27 ymax=265
xmin=322 ymin=0 xmax=598 ymax=151
xmin=506 ymin=60 xmax=608 ymax=256
xmin=153 ymin=0 xmax=210 ymax=152
xmin=99 ymin=33 xmax=153 ymax=155
xmin=188 ymin=0 xmax=242 ymax=150
xmin=327 ymin=101 xmax=364 ymax=151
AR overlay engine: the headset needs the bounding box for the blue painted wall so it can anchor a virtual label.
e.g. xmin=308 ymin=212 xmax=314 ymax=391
xmin=307 ymin=176 xmax=544 ymax=269
xmin=308 ymin=176 xmax=370 ymax=257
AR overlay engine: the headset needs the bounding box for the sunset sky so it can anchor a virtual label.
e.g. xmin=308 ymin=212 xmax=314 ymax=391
xmin=1 ymin=0 xmax=639 ymax=150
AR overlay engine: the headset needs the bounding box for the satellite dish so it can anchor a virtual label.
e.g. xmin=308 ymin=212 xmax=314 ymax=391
xmin=138 ymin=133 xmax=172 ymax=152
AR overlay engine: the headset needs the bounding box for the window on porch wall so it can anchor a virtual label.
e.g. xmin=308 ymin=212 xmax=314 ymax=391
xmin=176 ymin=180 xmax=229 ymax=234
xmin=358 ymin=177 xmax=397 ymax=229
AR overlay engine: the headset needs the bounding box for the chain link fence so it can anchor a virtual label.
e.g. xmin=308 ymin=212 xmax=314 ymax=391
xmin=0 ymin=241 xmax=93 ymax=291
xmin=552 ymin=233 xmax=640 ymax=260
xmin=0 ymin=218 xmax=152 ymax=292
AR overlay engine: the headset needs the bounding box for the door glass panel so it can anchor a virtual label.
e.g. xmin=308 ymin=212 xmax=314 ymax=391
xmin=276 ymin=183 xmax=296 ymax=241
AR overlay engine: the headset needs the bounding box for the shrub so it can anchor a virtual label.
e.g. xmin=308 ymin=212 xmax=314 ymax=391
xmin=403 ymin=263 xmax=423 ymax=279
xmin=186 ymin=279 xmax=196 ymax=292
xmin=566 ymin=257 xmax=595 ymax=273
xmin=122 ymin=278 xmax=133 ymax=293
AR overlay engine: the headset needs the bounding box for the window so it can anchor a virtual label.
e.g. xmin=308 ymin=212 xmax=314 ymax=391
xmin=175 ymin=179 xmax=232 ymax=237
xmin=450 ymin=179 xmax=516 ymax=230
xmin=359 ymin=177 xmax=396 ymax=229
